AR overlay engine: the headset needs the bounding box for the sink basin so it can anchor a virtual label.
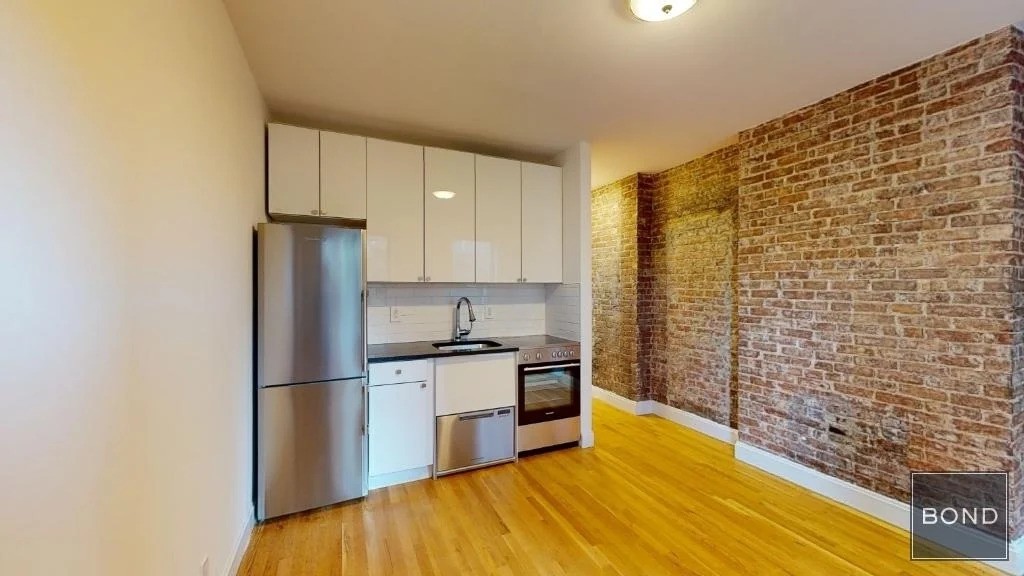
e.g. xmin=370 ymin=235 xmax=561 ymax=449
xmin=432 ymin=339 xmax=503 ymax=352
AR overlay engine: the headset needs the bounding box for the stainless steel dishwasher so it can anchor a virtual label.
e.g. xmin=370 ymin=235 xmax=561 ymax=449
xmin=435 ymin=407 xmax=515 ymax=475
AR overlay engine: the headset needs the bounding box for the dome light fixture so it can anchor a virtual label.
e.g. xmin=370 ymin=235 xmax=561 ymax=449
xmin=432 ymin=190 xmax=456 ymax=200
xmin=628 ymin=0 xmax=697 ymax=22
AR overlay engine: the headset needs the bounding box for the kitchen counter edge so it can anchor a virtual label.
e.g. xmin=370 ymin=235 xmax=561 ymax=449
xmin=367 ymin=342 xmax=520 ymax=364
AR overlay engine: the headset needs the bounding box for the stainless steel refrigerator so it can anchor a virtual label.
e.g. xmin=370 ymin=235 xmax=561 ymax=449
xmin=256 ymin=222 xmax=367 ymax=521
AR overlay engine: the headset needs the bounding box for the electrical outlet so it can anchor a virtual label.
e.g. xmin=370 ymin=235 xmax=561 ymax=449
xmin=200 ymin=556 xmax=209 ymax=576
xmin=390 ymin=306 xmax=401 ymax=323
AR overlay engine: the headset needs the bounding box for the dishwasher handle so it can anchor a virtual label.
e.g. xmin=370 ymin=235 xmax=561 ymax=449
xmin=458 ymin=410 xmax=496 ymax=421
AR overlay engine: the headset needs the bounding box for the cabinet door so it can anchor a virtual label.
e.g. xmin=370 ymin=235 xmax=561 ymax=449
xmin=435 ymin=353 xmax=516 ymax=416
xmin=425 ymin=147 xmax=475 ymax=283
xmin=521 ymin=162 xmax=563 ymax=283
xmin=368 ymin=380 xmax=434 ymax=477
xmin=367 ymin=139 xmax=424 ymax=282
xmin=320 ymin=131 xmax=366 ymax=220
xmin=267 ymin=123 xmax=319 ymax=217
xmin=475 ymin=155 xmax=522 ymax=283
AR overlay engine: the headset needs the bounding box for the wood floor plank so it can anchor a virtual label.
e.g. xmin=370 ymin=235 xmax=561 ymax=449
xmin=237 ymin=401 xmax=997 ymax=575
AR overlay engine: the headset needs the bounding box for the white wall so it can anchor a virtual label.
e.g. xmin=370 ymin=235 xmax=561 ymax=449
xmin=0 ymin=2 xmax=264 ymax=575
xmin=555 ymin=142 xmax=593 ymax=448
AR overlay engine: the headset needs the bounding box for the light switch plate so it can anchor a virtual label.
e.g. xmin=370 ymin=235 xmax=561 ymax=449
xmin=485 ymin=306 xmax=495 ymax=320
xmin=390 ymin=307 xmax=401 ymax=323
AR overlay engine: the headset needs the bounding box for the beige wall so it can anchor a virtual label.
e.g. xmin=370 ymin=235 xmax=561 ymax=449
xmin=0 ymin=1 xmax=265 ymax=575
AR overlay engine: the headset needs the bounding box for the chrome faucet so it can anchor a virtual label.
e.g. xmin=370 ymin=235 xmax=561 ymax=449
xmin=453 ymin=297 xmax=476 ymax=341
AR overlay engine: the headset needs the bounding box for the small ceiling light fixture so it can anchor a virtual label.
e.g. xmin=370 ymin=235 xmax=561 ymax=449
xmin=628 ymin=0 xmax=696 ymax=22
xmin=432 ymin=190 xmax=456 ymax=200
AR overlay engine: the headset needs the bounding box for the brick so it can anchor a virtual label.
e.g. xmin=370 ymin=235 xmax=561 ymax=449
xmin=733 ymin=26 xmax=1024 ymax=535
xmin=594 ymin=25 xmax=1024 ymax=538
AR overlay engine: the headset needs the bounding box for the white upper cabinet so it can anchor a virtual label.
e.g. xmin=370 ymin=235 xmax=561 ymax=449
xmin=475 ymin=155 xmax=522 ymax=283
xmin=268 ymin=124 xmax=565 ymax=284
xmin=367 ymin=138 xmax=424 ymax=282
xmin=319 ymin=131 xmax=366 ymax=220
xmin=521 ymin=162 xmax=563 ymax=283
xmin=268 ymin=124 xmax=319 ymax=217
xmin=424 ymin=148 xmax=475 ymax=283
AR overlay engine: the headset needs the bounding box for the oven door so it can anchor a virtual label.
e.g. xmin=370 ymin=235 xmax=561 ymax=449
xmin=518 ymin=362 xmax=581 ymax=426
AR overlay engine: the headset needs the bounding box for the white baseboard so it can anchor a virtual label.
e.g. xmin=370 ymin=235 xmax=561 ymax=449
xmin=592 ymin=389 xmax=737 ymax=444
xmin=735 ymin=442 xmax=909 ymax=528
xmin=225 ymin=506 xmax=254 ymax=576
xmin=592 ymin=386 xmax=650 ymax=415
xmin=369 ymin=466 xmax=432 ymax=490
xmin=651 ymin=402 xmax=737 ymax=445
xmin=735 ymin=442 xmax=1024 ymax=575
xmin=995 ymin=539 xmax=1024 ymax=575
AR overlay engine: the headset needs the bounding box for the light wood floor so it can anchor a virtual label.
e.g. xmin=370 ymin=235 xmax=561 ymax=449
xmin=238 ymin=400 xmax=995 ymax=575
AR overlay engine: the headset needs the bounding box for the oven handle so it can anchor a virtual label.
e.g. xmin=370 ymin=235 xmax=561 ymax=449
xmin=522 ymin=363 xmax=581 ymax=372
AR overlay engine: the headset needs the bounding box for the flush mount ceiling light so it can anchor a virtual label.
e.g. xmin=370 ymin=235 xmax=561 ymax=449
xmin=432 ymin=190 xmax=456 ymax=200
xmin=628 ymin=0 xmax=697 ymax=22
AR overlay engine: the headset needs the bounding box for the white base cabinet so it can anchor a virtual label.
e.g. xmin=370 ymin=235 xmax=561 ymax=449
xmin=368 ymin=360 xmax=434 ymax=489
xmin=435 ymin=353 xmax=517 ymax=416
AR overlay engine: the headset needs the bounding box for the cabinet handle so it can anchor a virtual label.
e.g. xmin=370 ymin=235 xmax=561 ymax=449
xmin=395 ymin=369 xmax=402 ymax=375
xmin=425 ymin=276 xmax=431 ymax=282
xmin=420 ymin=382 xmax=426 ymax=389
xmin=522 ymin=277 xmax=527 ymax=283
xmin=310 ymin=209 xmax=318 ymax=215
xmin=417 ymin=276 xmax=424 ymax=282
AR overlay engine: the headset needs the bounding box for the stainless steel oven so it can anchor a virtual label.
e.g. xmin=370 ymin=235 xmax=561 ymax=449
xmin=516 ymin=343 xmax=581 ymax=453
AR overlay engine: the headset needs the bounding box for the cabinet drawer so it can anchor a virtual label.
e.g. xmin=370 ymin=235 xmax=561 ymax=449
xmin=435 ymin=353 xmax=516 ymax=416
xmin=370 ymin=359 xmax=432 ymax=386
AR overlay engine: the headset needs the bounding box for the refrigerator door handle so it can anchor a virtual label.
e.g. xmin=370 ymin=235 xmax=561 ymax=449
xmin=363 ymin=382 xmax=369 ymax=436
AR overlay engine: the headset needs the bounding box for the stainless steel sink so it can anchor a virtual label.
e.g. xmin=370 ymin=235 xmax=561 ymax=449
xmin=432 ymin=339 xmax=503 ymax=352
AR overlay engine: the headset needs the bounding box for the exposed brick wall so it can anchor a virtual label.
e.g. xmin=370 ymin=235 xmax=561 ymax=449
xmin=592 ymin=174 xmax=642 ymax=400
xmin=737 ymin=26 xmax=1023 ymax=524
xmin=592 ymin=151 xmax=740 ymax=412
xmin=643 ymin=146 xmax=740 ymax=426
xmin=1010 ymin=25 xmax=1024 ymax=538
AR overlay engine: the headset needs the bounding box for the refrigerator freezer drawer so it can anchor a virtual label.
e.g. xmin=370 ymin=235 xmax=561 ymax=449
xmin=257 ymin=378 xmax=367 ymax=520
xmin=435 ymin=407 xmax=515 ymax=475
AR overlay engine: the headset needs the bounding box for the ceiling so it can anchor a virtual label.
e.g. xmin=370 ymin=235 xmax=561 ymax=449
xmin=223 ymin=1 xmax=1024 ymax=187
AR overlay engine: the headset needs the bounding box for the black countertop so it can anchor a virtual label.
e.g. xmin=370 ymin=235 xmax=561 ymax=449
xmin=367 ymin=334 xmax=578 ymax=363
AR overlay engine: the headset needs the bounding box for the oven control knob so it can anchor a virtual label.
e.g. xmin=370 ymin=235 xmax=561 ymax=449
xmin=522 ymin=353 xmax=529 ymax=361
xmin=555 ymin=351 xmax=562 ymax=358
xmin=569 ymin=350 xmax=575 ymax=357
xmin=557 ymin=351 xmax=564 ymax=358
xmin=535 ymin=352 xmax=542 ymax=360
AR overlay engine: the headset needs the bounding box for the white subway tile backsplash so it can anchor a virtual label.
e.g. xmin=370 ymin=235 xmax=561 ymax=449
xmin=367 ymin=283 xmax=581 ymax=345
xmin=545 ymin=284 xmax=581 ymax=341
xmin=368 ymin=283 xmax=562 ymax=344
